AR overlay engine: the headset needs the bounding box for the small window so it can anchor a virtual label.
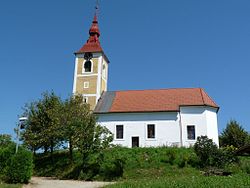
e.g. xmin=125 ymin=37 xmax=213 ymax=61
xmin=84 ymin=60 xmax=92 ymax=72
xmin=84 ymin=82 xmax=89 ymax=88
xmin=187 ymin=125 xmax=195 ymax=140
xmin=116 ymin=125 xmax=123 ymax=139
xmin=147 ymin=124 xmax=155 ymax=139
xmin=84 ymin=97 xmax=88 ymax=103
xmin=102 ymin=64 xmax=106 ymax=78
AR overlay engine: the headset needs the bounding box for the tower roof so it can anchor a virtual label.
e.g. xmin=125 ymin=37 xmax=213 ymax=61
xmin=76 ymin=13 xmax=103 ymax=54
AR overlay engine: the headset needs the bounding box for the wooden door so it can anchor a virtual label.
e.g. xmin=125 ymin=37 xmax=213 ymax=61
xmin=132 ymin=137 xmax=139 ymax=148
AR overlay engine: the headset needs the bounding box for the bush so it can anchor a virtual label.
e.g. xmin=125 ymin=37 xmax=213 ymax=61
xmin=187 ymin=152 xmax=200 ymax=168
xmin=4 ymin=148 xmax=33 ymax=184
xmin=0 ymin=137 xmax=33 ymax=184
xmin=0 ymin=144 xmax=16 ymax=176
xmin=240 ymin=158 xmax=250 ymax=174
xmin=194 ymin=136 xmax=239 ymax=169
xmin=101 ymin=158 xmax=125 ymax=180
xmin=194 ymin=136 xmax=218 ymax=167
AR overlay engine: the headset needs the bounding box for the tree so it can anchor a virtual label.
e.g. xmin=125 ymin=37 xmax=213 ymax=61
xmin=65 ymin=95 xmax=113 ymax=168
xmin=22 ymin=92 xmax=63 ymax=157
xmin=21 ymin=92 xmax=113 ymax=167
xmin=60 ymin=95 xmax=91 ymax=160
xmin=0 ymin=134 xmax=12 ymax=148
xmin=220 ymin=120 xmax=249 ymax=148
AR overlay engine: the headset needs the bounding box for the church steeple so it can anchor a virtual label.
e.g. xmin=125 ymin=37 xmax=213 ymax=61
xmin=73 ymin=4 xmax=109 ymax=110
xmin=76 ymin=10 xmax=103 ymax=53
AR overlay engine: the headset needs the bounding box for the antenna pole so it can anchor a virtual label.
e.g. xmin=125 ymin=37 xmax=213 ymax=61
xmin=95 ymin=0 xmax=99 ymax=16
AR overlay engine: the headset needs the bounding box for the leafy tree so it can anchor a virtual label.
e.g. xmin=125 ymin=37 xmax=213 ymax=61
xmin=22 ymin=92 xmax=63 ymax=157
xmin=60 ymin=95 xmax=91 ymax=160
xmin=0 ymin=134 xmax=12 ymax=148
xmin=220 ymin=120 xmax=248 ymax=148
xmin=21 ymin=92 xmax=113 ymax=167
xmin=70 ymin=100 xmax=113 ymax=169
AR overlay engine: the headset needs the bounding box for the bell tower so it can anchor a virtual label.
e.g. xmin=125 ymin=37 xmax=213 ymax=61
xmin=73 ymin=10 xmax=109 ymax=110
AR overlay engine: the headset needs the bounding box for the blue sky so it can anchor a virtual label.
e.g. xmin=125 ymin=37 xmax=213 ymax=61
xmin=0 ymin=0 xmax=250 ymax=137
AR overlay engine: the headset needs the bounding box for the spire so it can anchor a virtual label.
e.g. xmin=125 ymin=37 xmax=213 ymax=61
xmin=76 ymin=1 xmax=103 ymax=54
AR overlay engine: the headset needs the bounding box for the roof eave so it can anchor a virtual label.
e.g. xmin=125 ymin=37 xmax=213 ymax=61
xmin=179 ymin=104 xmax=220 ymax=113
xmin=74 ymin=51 xmax=110 ymax=63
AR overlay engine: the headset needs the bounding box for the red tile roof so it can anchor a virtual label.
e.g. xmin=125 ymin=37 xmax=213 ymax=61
xmin=94 ymin=88 xmax=219 ymax=113
xmin=76 ymin=14 xmax=103 ymax=54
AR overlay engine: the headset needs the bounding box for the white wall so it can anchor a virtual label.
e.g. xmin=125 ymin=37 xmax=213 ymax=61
xmin=180 ymin=106 xmax=219 ymax=147
xmin=97 ymin=107 xmax=219 ymax=148
xmin=205 ymin=108 xmax=219 ymax=146
xmin=97 ymin=112 xmax=181 ymax=148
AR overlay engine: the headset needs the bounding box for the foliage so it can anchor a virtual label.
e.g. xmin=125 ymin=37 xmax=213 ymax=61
xmin=0 ymin=135 xmax=33 ymax=184
xmin=0 ymin=143 xmax=16 ymax=176
xmin=194 ymin=136 xmax=238 ymax=168
xmin=21 ymin=92 xmax=113 ymax=169
xmin=4 ymin=148 xmax=33 ymax=184
xmin=220 ymin=120 xmax=249 ymax=148
xmin=194 ymin=136 xmax=218 ymax=167
xmin=33 ymin=147 xmax=194 ymax=180
xmin=239 ymin=157 xmax=250 ymax=174
xmin=101 ymin=158 xmax=126 ymax=180
xmin=63 ymin=95 xmax=113 ymax=171
xmin=60 ymin=95 xmax=90 ymax=159
xmin=0 ymin=135 xmax=12 ymax=148
xmin=22 ymin=92 xmax=63 ymax=155
xmin=194 ymin=136 xmax=239 ymax=168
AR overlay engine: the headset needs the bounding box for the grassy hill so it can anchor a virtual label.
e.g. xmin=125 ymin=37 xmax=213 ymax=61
xmin=33 ymin=147 xmax=250 ymax=187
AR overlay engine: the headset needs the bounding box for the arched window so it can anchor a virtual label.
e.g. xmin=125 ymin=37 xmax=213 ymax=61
xmin=84 ymin=60 xmax=92 ymax=72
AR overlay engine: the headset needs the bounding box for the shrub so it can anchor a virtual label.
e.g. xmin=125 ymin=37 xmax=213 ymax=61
xmin=194 ymin=136 xmax=218 ymax=167
xmin=0 ymin=144 xmax=16 ymax=175
xmin=194 ymin=136 xmax=239 ymax=169
xmin=4 ymin=147 xmax=33 ymax=184
xmin=101 ymin=158 xmax=126 ymax=180
xmin=161 ymin=150 xmax=176 ymax=165
xmin=176 ymin=156 xmax=186 ymax=168
xmin=240 ymin=158 xmax=250 ymax=174
xmin=187 ymin=152 xmax=200 ymax=168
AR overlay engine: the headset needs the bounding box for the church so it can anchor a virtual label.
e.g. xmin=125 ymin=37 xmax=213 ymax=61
xmin=72 ymin=12 xmax=219 ymax=148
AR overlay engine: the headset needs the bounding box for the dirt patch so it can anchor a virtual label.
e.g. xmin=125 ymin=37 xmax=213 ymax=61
xmin=23 ymin=177 xmax=114 ymax=188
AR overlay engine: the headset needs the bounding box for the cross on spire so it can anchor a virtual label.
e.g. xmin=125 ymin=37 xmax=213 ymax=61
xmin=95 ymin=0 xmax=99 ymax=17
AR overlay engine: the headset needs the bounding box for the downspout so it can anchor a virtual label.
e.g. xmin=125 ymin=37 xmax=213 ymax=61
xmin=179 ymin=111 xmax=183 ymax=147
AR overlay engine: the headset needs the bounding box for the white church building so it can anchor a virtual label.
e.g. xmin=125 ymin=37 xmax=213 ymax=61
xmin=73 ymin=11 xmax=219 ymax=148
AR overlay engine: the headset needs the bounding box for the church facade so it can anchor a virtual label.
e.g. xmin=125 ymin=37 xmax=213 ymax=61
xmin=73 ymin=13 xmax=219 ymax=147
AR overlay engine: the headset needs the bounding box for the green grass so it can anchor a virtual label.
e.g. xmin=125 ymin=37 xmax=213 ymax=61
xmin=33 ymin=147 xmax=195 ymax=179
xmin=0 ymin=183 xmax=22 ymax=188
xmin=105 ymin=173 xmax=250 ymax=188
xmin=33 ymin=147 xmax=250 ymax=187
